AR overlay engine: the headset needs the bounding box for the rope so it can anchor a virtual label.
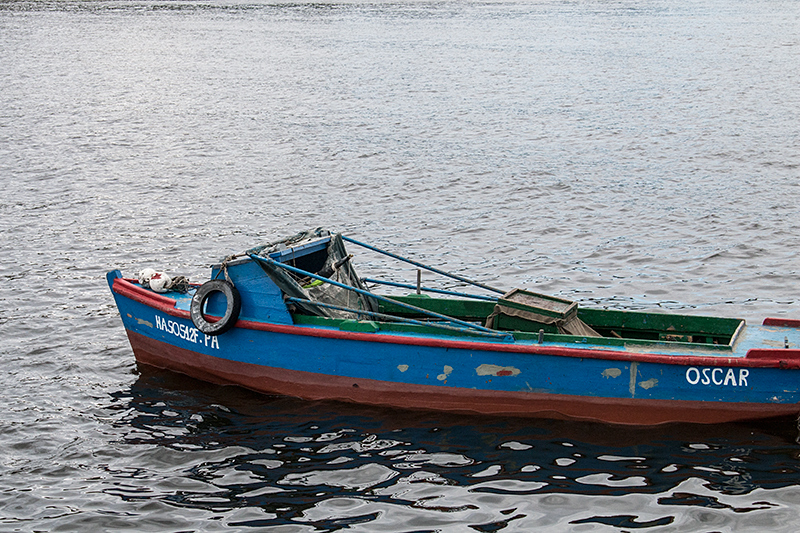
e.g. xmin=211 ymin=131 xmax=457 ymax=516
xmin=249 ymin=253 xmax=511 ymax=339
xmin=285 ymin=297 xmax=512 ymax=339
xmin=166 ymin=275 xmax=190 ymax=293
xmin=341 ymin=235 xmax=505 ymax=295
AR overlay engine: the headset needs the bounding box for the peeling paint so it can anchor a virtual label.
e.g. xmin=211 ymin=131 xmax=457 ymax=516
xmin=602 ymin=368 xmax=622 ymax=379
xmin=397 ymin=364 xmax=409 ymax=373
xmin=629 ymin=362 xmax=639 ymax=397
xmin=437 ymin=365 xmax=453 ymax=381
xmin=639 ymin=378 xmax=658 ymax=390
xmin=476 ymin=364 xmax=520 ymax=377
xmin=136 ymin=317 xmax=153 ymax=327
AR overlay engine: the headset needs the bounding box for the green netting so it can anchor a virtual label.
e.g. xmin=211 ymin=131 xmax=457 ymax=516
xmin=251 ymin=230 xmax=378 ymax=319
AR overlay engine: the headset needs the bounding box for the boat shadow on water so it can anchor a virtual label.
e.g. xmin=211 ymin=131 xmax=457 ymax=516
xmin=101 ymin=365 xmax=800 ymax=530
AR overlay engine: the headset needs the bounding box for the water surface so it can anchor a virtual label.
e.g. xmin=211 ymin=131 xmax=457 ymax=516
xmin=1 ymin=0 xmax=799 ymax=530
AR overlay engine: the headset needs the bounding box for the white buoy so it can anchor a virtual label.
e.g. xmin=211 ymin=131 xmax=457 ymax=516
xmin=138 ymin=268 xmax=156 ymax=285
xmin=148 ymin=272 xmax=172 ymax=293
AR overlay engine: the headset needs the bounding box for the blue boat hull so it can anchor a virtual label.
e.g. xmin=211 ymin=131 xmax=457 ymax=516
xmin=108 ymin=271 xmax=800 ymax=425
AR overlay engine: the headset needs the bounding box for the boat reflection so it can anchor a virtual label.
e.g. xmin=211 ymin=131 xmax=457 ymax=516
xmin=100 ymin=366 xmax=800 ymax=530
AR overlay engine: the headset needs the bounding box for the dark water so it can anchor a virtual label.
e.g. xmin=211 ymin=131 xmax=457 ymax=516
xmin=1 ymin=0 xmax=799 ymax=530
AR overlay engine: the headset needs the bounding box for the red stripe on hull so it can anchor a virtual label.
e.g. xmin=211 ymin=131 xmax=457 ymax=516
xmin=764 ymin=317 xmax=800 ymax=328
xmin=125 ymin=330 xmax=799 ymax=426
xmin=112 ymin=277 xmax=796 ymax=370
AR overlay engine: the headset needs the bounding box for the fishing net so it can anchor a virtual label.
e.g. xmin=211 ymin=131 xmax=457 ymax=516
xmin=250 ymin=229 xmax=378 ymax=319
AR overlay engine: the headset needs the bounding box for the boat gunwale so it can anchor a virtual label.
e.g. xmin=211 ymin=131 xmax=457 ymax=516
xmin=111 ymin=274 xmax=800 ymax=370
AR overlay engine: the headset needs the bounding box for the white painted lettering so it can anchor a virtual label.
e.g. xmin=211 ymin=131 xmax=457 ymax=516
xmin=154 ymin=314 xmax=218 ymax=349
xmin=739 ymin=369 xmax=749 ymax=387
xmin=686 ymin=366 xmax=750 ymax=388
xmin=723 ymin=368 xmax=737 ymax=386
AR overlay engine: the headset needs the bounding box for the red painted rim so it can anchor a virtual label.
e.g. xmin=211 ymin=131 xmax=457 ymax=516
xmin=113 ymin=276 xmax=800 ymax=369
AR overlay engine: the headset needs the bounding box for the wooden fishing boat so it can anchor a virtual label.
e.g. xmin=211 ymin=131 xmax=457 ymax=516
xmin=107 ymin=229 xmax=800 ymax=425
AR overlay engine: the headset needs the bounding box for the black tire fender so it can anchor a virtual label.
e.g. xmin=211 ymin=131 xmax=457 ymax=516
xmin=190 ymin=280 xmax=241 ymax=336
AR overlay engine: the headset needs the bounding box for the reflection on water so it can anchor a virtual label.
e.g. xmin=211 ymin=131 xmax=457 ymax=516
xmin=99 ymin=368 xmax=800 ymax=531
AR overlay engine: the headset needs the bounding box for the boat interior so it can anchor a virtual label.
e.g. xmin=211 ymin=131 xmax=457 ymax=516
xmin=233 ymin=231 xmax=745 ymax=351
